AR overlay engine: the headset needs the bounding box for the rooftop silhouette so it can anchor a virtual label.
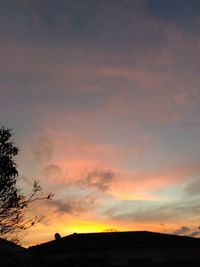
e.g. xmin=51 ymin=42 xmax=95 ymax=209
xmin=29 ymin=231 xmax=200 ymax=252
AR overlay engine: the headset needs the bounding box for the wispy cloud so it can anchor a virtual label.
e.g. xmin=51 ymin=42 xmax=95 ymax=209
xmin=32 ymin=135 xmax=54 ymax=162
xmin=105 ymin=198 xmax=200 ymax=224
xmin=185 ymin=178 xmax=200 ymax=195
xmin=77 ymin=169 xmax=115 ymax=192
xmin=189 ymin=231 xmax=200 ymax=238
xmin=172 ymin=226 xmax=190 ymax=235
xmin=47 ymin=196 xmax=96 ymax=215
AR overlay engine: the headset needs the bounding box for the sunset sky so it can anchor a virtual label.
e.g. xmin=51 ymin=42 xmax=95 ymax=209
xmin=1 ymin=0 xmax=200 ymax=246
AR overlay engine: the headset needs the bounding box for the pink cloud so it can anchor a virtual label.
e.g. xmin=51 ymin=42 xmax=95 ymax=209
xmin=110 ymin=163 xmax=200 ymax=200
xmin=23 ymin=128 xmax=200 ymax=201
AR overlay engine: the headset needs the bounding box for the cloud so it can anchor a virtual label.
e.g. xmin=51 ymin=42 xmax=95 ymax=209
xmin=78 ymin=169 xmax=115 ymax=192
xmin=185 ymin=179 xmax=200 ymax=195
xmin=172 ymin=226 xmax=190 ymax=235
xmin=189 ymin=231 xmax=200 ymax=238
xmin=32 ymin=136 xmax=54 ymax=162
xmin=28 ymin=130 xmax=200 ymax=205
xmin=32 ymin=131 xmax=200 ymax=200
xmin=43 ymin=164 xmax=64 ymax=184
xmin=47 ymin=196 xmax=96 ymax=215
xmin=1 ymin=23 xmax=200 ymax=129
xmin=108 ymin=163 xmax=200 ymax=201
xmin=105 ymin=198 xmax=200 ymax=224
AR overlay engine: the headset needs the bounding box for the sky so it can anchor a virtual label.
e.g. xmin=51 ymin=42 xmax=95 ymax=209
xmin=1 ymin=0 xmax=200 ymax=246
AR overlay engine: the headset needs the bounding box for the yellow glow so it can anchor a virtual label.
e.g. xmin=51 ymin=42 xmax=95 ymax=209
xmin=61 ymin=221 xmax=118 ymax=234
xmin=22 ymin=218 xmax=195 ymax=248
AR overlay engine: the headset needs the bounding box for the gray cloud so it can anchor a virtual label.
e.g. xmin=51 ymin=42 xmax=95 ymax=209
xmin=79 ymin=169 xmax=115 ymax=191
xmin=172 ymin=226 xmax=190 ymax=235
xmin=108 ymin=206 xmax=174 ymax=222
xmin=48 ymin=196 xmax=96 ymax=215
xmin=43 ymin=164 xmax=63 ymax=183
xmin=189 ymin=231 xmax=200 ymax=237
xmin=42 ymin=165 xmax=115 ymax=190
xmin=105 ymin=199 xmax=200 ymax=223
xmin=33 ymin=136 xmax=54 ymax=162
xmin=185 ymin=178 xmax=200 ymax=195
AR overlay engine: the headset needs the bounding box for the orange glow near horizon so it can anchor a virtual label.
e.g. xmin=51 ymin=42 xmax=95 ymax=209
xmin=21 ymin=214 xmax=200 ymax=247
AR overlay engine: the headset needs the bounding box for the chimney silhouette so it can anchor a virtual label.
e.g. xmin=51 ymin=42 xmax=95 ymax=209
xmin=55 ymin=233 xmax=61 ymax=240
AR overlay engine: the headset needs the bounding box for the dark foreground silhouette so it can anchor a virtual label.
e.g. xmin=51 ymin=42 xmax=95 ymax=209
xmin=1 ymin=231 xmax=200 ymax=266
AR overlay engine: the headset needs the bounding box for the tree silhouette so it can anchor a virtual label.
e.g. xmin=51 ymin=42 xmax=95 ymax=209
xmin=0 ymin=126 xmax=53 ymax=242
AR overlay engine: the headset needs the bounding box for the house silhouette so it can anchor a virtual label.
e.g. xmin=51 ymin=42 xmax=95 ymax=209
xmin=29 ymin=231 xmax=200 ymax=266
xmin=0 ymin=238 xmax=26 ymax=266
